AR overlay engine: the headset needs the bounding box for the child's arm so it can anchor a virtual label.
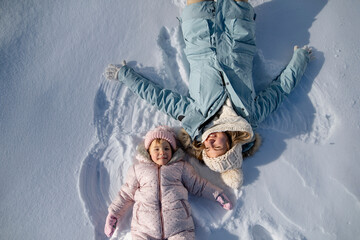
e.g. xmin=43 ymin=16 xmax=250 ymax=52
xmin=181 ymin=161 xmax=233 ymax=210
xmin=104 ymin=165 xmax=139 ymax=237
xmin=251 ymin=46 xmax=312 ymax=125
xmin=104 ymin=63 xmax=192 ymax=122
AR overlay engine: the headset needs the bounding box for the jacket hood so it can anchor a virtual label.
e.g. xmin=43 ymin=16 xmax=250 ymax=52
xmin=135 ymin=141 xmax=186 ymax=165
xmin=201 ymin=99 xmax=253 ymax=143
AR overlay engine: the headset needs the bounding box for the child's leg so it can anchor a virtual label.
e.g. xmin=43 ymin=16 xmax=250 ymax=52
xmin=168 ymin=230 xmax=195 ymax=240
xmin=131 ymin=232 xmax=158 ymax=240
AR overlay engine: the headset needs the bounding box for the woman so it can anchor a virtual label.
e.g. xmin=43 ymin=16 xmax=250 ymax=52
xmin=104 ymin=0 xmax=312 ymax=188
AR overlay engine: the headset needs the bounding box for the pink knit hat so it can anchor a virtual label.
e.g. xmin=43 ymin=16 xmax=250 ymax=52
xmin=144 ymin=126 xmax=177 ymax=150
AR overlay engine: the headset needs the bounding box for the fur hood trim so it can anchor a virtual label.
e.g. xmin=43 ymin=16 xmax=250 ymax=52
xmin=135 ymin=142 xmax=185 ymax=165
xmin=178 ymin=128 xmax=261 ymax=160
xmin=243 ymin=133 xmax=262 ymax=158
xmin=202 ymin=143 xmax=243 ymax=172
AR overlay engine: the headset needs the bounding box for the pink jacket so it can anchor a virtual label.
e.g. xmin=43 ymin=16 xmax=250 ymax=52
xmin=108 ymin=144 xmax=223 ymax=239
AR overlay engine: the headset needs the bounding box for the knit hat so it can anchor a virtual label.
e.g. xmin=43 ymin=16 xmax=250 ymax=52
xmin=201 ymin=99 xmax=253 ymax=143
xmin=144 ymin=126 xmax=177 ymax=150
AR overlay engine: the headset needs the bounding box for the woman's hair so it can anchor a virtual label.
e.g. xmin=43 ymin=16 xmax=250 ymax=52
xmin=178 ymin=129 xmax=252 ymax=161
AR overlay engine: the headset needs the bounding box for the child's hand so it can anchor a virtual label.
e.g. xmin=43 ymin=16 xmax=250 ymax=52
xmin=104 ymin=60 xmax=126 ymax=80
xmin=216 ymin=193 xmax=233 ymax=210
xmin=104 ymin=213 xmax=118 ymax=237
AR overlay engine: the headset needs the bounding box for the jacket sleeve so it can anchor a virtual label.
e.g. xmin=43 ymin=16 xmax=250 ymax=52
xmin=108 ymin=165 xmax=138 ymax=219
xmin=251 ymin=48 xmax=310 ymax=125
xmin=118 ymin=65 xmax=191 ymax=121
xmin=181 ymin=161 xmax=223 ymax=201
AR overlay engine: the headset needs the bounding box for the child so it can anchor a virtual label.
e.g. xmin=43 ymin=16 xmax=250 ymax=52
xmin=104 ymin=126 xmax=232 ymax=239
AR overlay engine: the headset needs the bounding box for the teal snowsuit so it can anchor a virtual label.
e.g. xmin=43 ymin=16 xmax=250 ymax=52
xmin=117 ymin=0 xmax=310 ymax=141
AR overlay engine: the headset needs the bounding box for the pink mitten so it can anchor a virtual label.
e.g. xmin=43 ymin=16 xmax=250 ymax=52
xmin=216 ymin=193 xmax=233 ymax=210
xmin=104 ymin=213 xmax=118 ymax=237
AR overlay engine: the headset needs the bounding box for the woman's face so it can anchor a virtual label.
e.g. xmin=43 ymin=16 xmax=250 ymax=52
xmin=148 ymin=139 xmax=173 ymax=165
xmin=203 ymin=132 xmax=230 ymax=158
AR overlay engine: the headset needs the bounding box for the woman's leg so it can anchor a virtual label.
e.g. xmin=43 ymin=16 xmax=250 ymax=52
xmin=187 ymin=0 xmax=213 ymax=6
xmin=182 ymin=0 xmax=223 ymax=111
xmin=216 ymin=0 xmax=256 ymax=114
xmin=181 ymin=0 xmax=216 ymax=61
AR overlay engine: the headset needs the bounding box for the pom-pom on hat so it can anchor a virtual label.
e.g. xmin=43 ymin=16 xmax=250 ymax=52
xmin=144 ymin=126 xmax=177 ymax=150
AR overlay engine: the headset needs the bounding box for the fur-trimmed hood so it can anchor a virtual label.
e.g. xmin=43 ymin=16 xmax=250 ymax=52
xmin=177 ymin=99 xmax=261 ymax=162
xmin=178 ymin=128 xmax=261 ymax=161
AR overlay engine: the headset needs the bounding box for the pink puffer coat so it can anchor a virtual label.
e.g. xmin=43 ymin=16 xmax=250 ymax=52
xmin=108 ymin=144 xmax=223 ymax=239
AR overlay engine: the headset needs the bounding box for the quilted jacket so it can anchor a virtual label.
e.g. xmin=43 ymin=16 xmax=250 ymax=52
xmin=108 ymin=145 xmax=223 ymax=239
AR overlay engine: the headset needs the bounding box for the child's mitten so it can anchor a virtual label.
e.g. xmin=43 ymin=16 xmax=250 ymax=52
xmin=104 ymin=213 xmax=118 ymax=237
xmin=216 ymin=193 xmax=233 ymax=210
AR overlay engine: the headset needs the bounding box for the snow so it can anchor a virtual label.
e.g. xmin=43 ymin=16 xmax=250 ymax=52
xmin=1 ymin=0 xmax=360 ymax=239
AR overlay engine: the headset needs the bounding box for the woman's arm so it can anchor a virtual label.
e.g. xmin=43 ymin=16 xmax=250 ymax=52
xmin=116 ymin=65 xmax=192 ymax=122
xmin=251 ymin=46 xmax=312 ymax=125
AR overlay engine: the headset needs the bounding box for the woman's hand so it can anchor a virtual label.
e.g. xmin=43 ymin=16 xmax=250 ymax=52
xmin=104 ymin=60 xmax=126 ymax=80
xmin=294 ymin=45 xmax=313 ymax=59
xmin=294 ymin=45 xmax=312 ymax=54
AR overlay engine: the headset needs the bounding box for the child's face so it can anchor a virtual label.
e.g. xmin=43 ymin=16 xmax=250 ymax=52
xmin=148 ymin=139 xmax=173 ymax=166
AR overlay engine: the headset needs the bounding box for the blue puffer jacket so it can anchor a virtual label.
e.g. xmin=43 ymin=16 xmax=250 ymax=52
xmin=117 ymin=0 xmax=310 ymax=141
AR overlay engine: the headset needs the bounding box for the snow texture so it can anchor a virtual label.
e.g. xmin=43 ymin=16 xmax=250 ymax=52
xmin=1 ymin=0 xmax=360 ymax=239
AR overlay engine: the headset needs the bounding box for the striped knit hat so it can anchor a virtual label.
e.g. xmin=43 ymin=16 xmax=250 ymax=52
xmin=144 ymin=126 xmax=177 ymax=150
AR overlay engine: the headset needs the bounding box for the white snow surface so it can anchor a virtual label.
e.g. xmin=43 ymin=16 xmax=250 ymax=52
xmin=1 ymin=0 xmax=360 ymax=239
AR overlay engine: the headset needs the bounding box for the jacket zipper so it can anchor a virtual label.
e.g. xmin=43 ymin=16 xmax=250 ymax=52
xmin=158 ymin=166 xmax=165 ymax=239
